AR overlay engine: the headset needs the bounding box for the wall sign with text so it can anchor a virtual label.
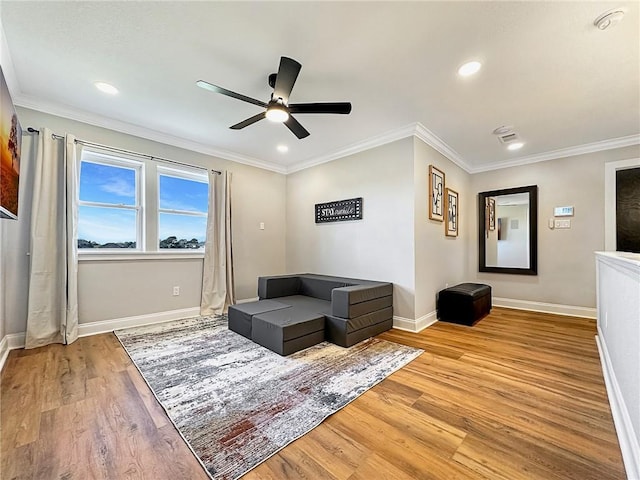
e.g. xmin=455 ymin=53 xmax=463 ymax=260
xmin=315 ymin=197 xmax=363 ymax=223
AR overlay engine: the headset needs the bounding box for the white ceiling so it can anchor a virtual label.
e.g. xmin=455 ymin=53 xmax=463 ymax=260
xmin=1 ymin=1 xmax=639 ymax=174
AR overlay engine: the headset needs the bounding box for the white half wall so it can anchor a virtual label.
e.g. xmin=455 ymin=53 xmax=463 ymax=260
xmin=595 ymin=252 xmax=640 ymax=480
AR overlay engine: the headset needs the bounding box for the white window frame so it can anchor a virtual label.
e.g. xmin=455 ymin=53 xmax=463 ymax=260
xmin=77 ymin=150 xmax=144 ymax=252
xmin=157 ymin=165 xmax=209 ymax=251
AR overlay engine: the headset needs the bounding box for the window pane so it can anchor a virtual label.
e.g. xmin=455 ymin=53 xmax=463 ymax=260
xmin=78 ymin=205 xmax=137 ymax=248
xmin=79 ymin=161 xmax=136 ymax=205
xmin=159 ymin=213 xmax=206 ymax=249
xmin=159 ymin=175 xmax=208 ymax=213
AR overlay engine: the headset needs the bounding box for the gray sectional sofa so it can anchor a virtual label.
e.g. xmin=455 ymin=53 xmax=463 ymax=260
xmin=228 ymin=273 xmax=393 ymax=355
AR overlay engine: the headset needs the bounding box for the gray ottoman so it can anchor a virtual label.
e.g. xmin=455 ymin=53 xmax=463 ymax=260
xmin=228 ymin=300 xmax=290 ymax=339
xmin=252 ymin=309 xmax=325 ymax=356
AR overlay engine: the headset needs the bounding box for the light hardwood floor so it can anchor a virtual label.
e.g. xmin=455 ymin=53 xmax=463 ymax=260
xmin=1 ymin=308 xmax=626 ymax=479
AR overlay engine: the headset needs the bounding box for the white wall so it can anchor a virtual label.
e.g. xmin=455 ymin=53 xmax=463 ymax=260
xmin=469 ymin=145 xmax=640 ymax=309
xmin=595 ymin=252 xmax=640 ymax=479
xmin=286 ymin=138 xmax=416 ymax=319
xmin=413 ymin=138 xmax=470 ymax=320
xmin=2 ymin=107 xmax=287 ymax=333
xmin=495 ymin=204 xmax=529 ymax=268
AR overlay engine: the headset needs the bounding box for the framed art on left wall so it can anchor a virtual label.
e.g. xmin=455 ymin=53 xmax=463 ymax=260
xmin=0 ymin=65 xmax=21 ymax=220
xmin=429 ymin=165 xmax=445 ymax=221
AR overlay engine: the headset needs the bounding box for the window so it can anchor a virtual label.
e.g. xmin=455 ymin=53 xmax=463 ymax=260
xmin=158 ymin=167 xmax=208 ymax=249
xmin=77 ymin=149 xmax=209 ymax=254
xmin=78 ymin=153 xmax=142 ymax=249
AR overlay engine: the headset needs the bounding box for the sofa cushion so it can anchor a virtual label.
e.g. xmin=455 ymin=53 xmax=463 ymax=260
xmin=228 ymin=299 xmax=290 ymax=339
xmin=299 ymin=275 xmax=351 ymax=301
xmin=274 ymin=295 xmax=332 ymax=316
xmin=252 ymin=308 xmax=325 ymax=356
xmin=258 ymin=275 xmax=301 ymax=299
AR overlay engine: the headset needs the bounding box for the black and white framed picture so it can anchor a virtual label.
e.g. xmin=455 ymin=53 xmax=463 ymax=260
xmin=315 ymin=197 xmax=363 ymax=223
xmin=429 ymin=165 xmax=445 ymax=221
xmin=487 ymin=197 xmax=496 ymax=231
xmin=445 ymin=187 xmax=458 ymax=237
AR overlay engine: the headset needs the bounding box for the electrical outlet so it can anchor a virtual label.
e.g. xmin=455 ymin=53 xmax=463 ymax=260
xmin=259 ymin=222 xmax=265 ymax=230
xmin=173 ymin=286 xmax=180 ymax=296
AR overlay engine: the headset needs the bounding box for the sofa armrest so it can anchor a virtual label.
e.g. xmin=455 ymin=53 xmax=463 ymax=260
xmin=331 ymin=283 xmax=393 ymax=318
xmin=258 ymin=275 xmax=301 ymax=299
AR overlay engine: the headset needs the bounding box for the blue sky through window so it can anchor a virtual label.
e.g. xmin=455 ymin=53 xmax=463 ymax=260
xmin=79 ymin=162 xmax=136 ymax=205
xmin=78 ymin=205 xmax=136 ymax=244
xmin=159 ymin=175 xmax=208 ymax=213
xmin=78 ymin=159 xmax=209 ymax=247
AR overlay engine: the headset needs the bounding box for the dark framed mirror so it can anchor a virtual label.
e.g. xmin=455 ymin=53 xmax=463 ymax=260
xmin=478 ymin=185 xmax=538 ymax=275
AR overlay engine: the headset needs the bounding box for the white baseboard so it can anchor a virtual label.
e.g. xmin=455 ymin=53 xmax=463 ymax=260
xmin=236 ymin=297 xmax=259 ymax=304
xmin=393 ymin=311 xmax=437 ymax=333
xmin=77 ymin=307 xmax=201 ymax=337
xmin=0 ymin=332 xmax=27 ymax=372
xmin=493 ymin=297 xmax=596 ymax=319
xmin=596 ymin=330 xmax=640 ymax=480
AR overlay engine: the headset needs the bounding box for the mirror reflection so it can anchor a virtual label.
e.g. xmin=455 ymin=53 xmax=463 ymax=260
xmin=478 ymin=185 xmax=538 ymax=275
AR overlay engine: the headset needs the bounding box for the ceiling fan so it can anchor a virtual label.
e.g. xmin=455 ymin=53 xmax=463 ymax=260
xmin=196 ymin=56 xmax=352 ymax=139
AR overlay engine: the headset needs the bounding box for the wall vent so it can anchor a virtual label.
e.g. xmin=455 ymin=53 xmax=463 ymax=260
xmin=497 ymin=132 xmax=520 ymax=145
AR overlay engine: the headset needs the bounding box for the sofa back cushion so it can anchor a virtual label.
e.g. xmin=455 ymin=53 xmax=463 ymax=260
xmin=299 ymin=276 xmax=352 ymax=302
xmin=258 ymin=276 xmax=301 ymax=299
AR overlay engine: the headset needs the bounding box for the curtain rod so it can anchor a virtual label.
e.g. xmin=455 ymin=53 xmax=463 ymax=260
xmin=25 ymin=127 xmax=222 ymax=175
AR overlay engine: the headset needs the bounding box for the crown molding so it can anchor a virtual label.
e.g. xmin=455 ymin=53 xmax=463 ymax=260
xmin=470 ymin=134 xmax=640 ymax=173
xmin=413 ymin=122 xmax=471 ymax=173
xmin=10 ymin=89 xmax=638 ymax=178
xmin=14 ymin=94 xmax=288 ymax=174
xmin=286 ymin=123 xmax=419 ymax=174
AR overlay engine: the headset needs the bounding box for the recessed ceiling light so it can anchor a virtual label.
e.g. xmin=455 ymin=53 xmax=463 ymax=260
xmin=507 ymin=142 xmax=524 ymax=151
xmin=277 ymin=145 xmax=289 ymax=153
xmin=94 ymin=82 xmax=118 ymax=95
xmin=458 ymin=61 xmax=482 ymax=77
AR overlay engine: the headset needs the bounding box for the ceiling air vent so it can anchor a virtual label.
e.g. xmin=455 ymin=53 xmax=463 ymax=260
xmin=497 ymin=132 xmax=520 ymax=145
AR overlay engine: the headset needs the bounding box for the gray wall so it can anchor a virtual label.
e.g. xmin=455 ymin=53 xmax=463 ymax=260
xmin=413 ymin=137 xmax=470 ymax=319
xmin=2 ymin=108 xmax=287 ymax=333
xmin=285 ymin=136 xmax=472 ymax=322
xmin=469 ymin=145 xmax=640 ymax=308
xmin=286 ymin=138 xmax=416 ymax=319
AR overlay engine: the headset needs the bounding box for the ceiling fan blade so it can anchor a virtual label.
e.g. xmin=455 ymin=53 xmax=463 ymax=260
xmin=284 ymin=115 xmax=310 ymax=139
xmin=289 ymin=102 xmax=352 ymax=115
xmin=273 ymin=57 xmax=301 ymax=103
xmin=196 ymin=80 xmax=267 ymax=108
xmin=230 ymin=112 xmax=267 ymax=130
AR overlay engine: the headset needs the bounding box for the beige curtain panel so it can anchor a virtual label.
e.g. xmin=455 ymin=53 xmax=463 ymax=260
xmin=200 ymin=170 xmax=235 ymax=315
xmin=25 ymin=129 xmax=80 ymax=349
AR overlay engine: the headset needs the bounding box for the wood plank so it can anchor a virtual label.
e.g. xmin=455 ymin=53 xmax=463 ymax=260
xmin=0 ymin=308 xmax=626 ymax=480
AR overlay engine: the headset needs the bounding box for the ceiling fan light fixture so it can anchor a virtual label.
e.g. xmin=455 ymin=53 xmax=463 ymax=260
xmin=266 ymin=105 xmax=289 ymax=123
xmin=458 ymin=61 xmax=482 ymax=77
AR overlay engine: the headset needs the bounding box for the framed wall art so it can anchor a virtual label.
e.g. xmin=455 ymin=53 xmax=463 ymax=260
xmin=315 ymin=197 xmax=363 ymax=223
xmin=428 ymin=165 xmax=445 ymax=221
xmin=445 ymin=188 xmax=458 ymax=237
xmin=486 ymin=197 xmax=496 ymax=231
xmin=0 ymin=65 xmax=21 ymax=220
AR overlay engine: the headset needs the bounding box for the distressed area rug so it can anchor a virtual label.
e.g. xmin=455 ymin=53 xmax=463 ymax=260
xmin=115 ymin=315 xmax=423 ymax=480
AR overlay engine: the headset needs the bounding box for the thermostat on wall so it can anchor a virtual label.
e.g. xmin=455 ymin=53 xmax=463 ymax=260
xmin=554 ymin=206 xmax=574 ymax=217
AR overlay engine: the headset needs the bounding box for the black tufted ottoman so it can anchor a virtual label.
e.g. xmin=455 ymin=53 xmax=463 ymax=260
xmin=437 ymin=283 xmax=492 ymax=326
